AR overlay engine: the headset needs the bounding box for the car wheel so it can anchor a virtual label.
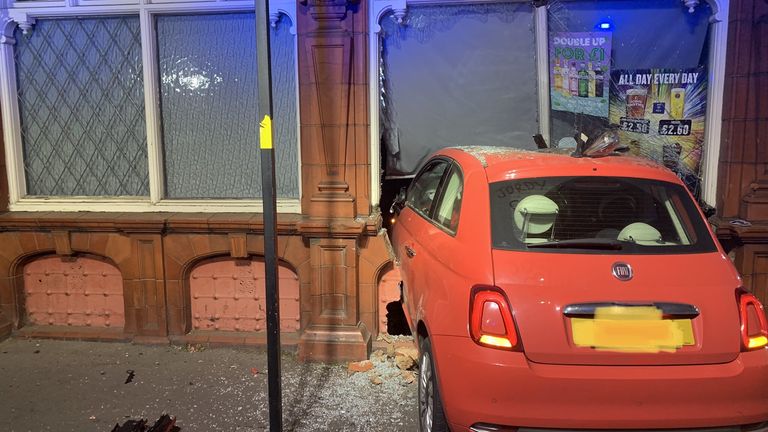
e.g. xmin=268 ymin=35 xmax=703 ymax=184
xmin=419 ymin=336 xmax=448 ymax=432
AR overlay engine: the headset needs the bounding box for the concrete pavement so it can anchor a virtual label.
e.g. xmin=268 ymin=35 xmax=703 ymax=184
xmin=0 ymin=338 xmax=417 ymax=432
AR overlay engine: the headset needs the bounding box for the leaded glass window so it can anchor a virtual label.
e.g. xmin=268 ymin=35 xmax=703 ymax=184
xmin=15 ymin=16 xmax=149 ymax=197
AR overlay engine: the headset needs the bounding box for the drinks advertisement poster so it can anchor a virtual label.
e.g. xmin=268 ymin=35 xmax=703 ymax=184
xmin=550 ymin=32 xmax=612 ymax=118
xmin=609 ymin=66 xmax=707 ymax=191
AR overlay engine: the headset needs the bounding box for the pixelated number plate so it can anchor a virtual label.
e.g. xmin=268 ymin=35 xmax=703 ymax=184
xmin=571 ymin=306 xmax=694 ymax=353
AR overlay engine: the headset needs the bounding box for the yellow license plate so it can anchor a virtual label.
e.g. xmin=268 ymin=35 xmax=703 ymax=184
xmin=571 ymin=306 xmax=694 ymax=353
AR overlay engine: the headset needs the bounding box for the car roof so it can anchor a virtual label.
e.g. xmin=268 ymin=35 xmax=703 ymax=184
xmin=437 ymin=146 xmax=683 ymax=185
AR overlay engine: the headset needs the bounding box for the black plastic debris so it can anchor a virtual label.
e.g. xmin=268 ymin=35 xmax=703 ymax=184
xmin=124 ymin=370 xmax=135 ymax=384
xmin=110 ymin=414 xmax=179 ymax=432
xmin=111 ymin=419 xmax=146 ymax=432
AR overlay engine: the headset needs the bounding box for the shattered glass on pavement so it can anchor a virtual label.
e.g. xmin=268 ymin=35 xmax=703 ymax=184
xmin=0 ymin=339 xmax=417 ymax=432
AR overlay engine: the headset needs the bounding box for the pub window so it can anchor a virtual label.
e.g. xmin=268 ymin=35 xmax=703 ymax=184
xmin=547 ymin=0 xmax=712 ymax=197
xmin=379 ymin=1 xmax=539 ymax=179
xmin=1 ymin=2 xmax=300 ymax=212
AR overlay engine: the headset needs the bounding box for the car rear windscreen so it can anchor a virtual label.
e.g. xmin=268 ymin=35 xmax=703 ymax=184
xmin=490 ymin=176 xmax=717 ymax=254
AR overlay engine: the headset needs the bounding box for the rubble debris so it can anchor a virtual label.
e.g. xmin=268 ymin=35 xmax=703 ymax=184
xmin=394 ymin=346 xmax=418 ymax=370
xmin=250 ymin=367 xmax=259 ymax=376
xmin=394 ymin=355 xmax=414 ymax=371
xmin=370 ymin=350 xmax=385 ymax=362
xmin=111 ymin=414 xmax=179 ymax=432
xmin=401 ymin=371 xmax=416 ymax=384
xmin=344 ymin=334 xmax=421 ymax=385
xmin=395 ymin=347 xmax=418 ymax=362
xmin=369 ymin=374 xmax=383 ymax=385
xmin=386 ymin=343 xmax=396 ymax=357
xmin=347 ymin=360 xmax=374 ymax=373
xmin=185 ymin=344 xmax=205 ymax=353
xmin=124 ymin=370 xmax=135 ymax=384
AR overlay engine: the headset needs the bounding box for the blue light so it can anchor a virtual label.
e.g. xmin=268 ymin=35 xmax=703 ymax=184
xmin=598 ymin=22 xmax=612 ymax=30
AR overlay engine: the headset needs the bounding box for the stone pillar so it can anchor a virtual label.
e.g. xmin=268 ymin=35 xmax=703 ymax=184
xmin=714 ymin=0 xmax=768 ymax=306
xmin=297 ymin=0 xmax=373 ymax=360
xmin=717 ymin=0 xmax=768 ymax=220
xmin=0 ymin=36 xmax=8 ymax=339
xmin=123 ymin=234 xmax=168 ymax=342
xmin=298 ymin=0 xmax=370 ymax=219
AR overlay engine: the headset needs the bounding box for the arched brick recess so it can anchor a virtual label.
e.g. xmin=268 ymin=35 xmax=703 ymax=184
xmin=377 ymin=264 xmax=401 ymax=334
xmin=0 ymin=231 xmax=57 ymax=328
xmin=8 ymin=250 xmax=56 ymax=328
xmin=164 ymin=233 xmax=310 ymax=337
xmin=0 ymin=215 xmax=325 ymax=347
xmin=1 ymin=230 xmax=162 ymax=339
xmin=358 ymin=232 xmax=398 ymax=337
xmin=22 ymin=255 xmax=125 ymax=329
xmin=189 ymin=257 xmax=300 ymax=332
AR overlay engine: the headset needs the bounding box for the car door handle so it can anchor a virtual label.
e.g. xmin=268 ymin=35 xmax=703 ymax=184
xmin=404 ymin=245 xmax=416 ymax=258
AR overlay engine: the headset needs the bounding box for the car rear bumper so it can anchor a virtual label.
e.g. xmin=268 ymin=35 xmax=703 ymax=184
xmin=432 ymin=335 xmax=768 ymax=431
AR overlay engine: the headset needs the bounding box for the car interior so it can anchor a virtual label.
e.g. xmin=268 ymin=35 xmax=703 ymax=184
xmin=509 ymin=178 xmax=694 ymax=247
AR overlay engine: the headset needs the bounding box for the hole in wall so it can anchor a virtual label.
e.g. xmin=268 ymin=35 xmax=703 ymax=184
xmin=385 ymin=300 xmax=412 ymax=336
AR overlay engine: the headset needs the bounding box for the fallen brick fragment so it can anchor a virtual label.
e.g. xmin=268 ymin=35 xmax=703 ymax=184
xmin=395 ymin=354 xmax=415 ymax=371
xmin=347 ymin=360 xmax=374 ymax=373
xmin=401 ymin=371 xmax=416 ymax=384
xmin=395 ymin=347 xmax=418 ymax=361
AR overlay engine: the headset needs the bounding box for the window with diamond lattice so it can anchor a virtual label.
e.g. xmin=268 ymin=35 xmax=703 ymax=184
xmin=15 ymin=16 xmax=149 ymax=197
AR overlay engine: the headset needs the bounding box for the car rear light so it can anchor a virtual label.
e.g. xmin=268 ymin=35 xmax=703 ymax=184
xmin=470 ymin=287 xmax=521 ymax=351
xmin=737 ymin=289 xmax=768 ymax=351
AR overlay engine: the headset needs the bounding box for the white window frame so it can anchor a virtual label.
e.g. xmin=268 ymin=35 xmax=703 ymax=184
xmin=0 ymin=0 xmax=301 ymax=213
xmin=369 ymin=0 xmax=729 ymax=208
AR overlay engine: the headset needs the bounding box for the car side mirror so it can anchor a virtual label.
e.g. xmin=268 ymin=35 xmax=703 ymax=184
xmin=390 ymin=187 xmax=407 ymax=215
xmin=699 ymin=201 xmax=716 ymax=219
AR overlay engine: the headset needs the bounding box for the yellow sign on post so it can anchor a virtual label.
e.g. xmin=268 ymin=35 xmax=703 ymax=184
xmin=259 ymin=115 xmax=273 ymax=149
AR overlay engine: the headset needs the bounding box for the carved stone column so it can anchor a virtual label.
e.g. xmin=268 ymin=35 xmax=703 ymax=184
xmin=717 ymin=0 xmax=768 ymax=220
xmin=297 ymin=0 xmax=372 ymax=360
xmin=713 ymin=0 xmax=768 ymax=307
xmin=298 ymin=0 xmax=370 ymax=219
xmin=733 ymin=1 xmax=768 ymax=220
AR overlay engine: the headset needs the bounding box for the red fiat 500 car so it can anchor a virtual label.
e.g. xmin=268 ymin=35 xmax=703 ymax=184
xmin=391 ymin=140 xmax=768 ymax=432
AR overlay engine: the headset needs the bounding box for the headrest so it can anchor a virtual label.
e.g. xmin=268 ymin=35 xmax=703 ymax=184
xmin=514 ymin=195 xmax=559 ymax=235
xmin=617 ymin=222 xmax=662 ymax=245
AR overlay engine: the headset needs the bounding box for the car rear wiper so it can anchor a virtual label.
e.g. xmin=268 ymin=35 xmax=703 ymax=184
xmin=526 ymin=238 xmax=624 ymax=250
